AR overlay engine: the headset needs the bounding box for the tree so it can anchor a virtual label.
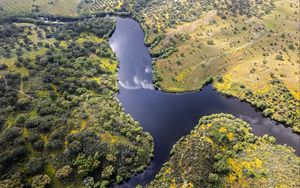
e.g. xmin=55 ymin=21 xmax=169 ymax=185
xmin=17 ymin=97 xmax=31 ymax=111
xmin=73 ymin=153 xmax=101 ymax=178
xmin=213 ymin=158 xmax=230 ymax=174
xmin=101 ymin=165 xmax=114 ymax=178
xmin=31 ymin=175 xmax=51 ymax=188
xmin=55 ymin=165 xmax=73 ymax=180
xmin=208 ymin=173 xmax=219 ymax=183
xmin=0 ymin=64 xmax=7 ymax=70
xmin=32 ymin=140 xmax=44 ymax=151
xmin=0 ymin=174 xmax=22 ymax=187
xmin=26 ymin=158 xmax=45 ymax=175
xmin=3 ymin=127 xmax=22 ymax=141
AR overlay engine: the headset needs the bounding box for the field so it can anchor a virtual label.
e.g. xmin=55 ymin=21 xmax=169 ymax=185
xmin=0 ymin=0 xmax=124 ymax=16
xmin=78 ymin=0 xmax=123 ymax=14
xmin=0 ymin=0 xmax=81 ymax=16
xmin=148 ymin=0 xmax=299 ymax=94
xmin=148 ymin=114 xmax=300 ymax=188
xmin=131 ymin=0 xmax=300 ymax=132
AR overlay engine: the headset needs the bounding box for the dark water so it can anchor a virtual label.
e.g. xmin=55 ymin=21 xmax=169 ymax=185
xmin=109 ymin=18 xmax=300 ymax=187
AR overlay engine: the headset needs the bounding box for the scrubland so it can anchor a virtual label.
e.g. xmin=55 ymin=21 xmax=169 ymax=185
xmin=148 ymin=114 xmax=300 ymax=188
xmin=130 ymin=0 xmax=300 ymax=132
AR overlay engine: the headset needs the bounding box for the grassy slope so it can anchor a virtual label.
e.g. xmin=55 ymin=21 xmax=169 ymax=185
xmin=148 ymin=114 xmax=300 ymax=188
xmin=132 ymin=0 xmax=300 ymax=132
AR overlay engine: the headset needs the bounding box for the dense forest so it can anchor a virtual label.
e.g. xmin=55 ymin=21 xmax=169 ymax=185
xmin=0 ymin=16 xmax=153 ymax=187
xmin=149 ymin=114 xmax=300 ymax=187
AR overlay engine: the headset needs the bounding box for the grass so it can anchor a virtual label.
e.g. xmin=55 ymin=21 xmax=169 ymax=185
xmin=76 ymin=32 xmax=104 ymax=44
xmin=0 ymin=58 xmax=29 ymax=76
xmin=0 ymin=0 xmax=81 ymax=16
xmin=0 ymin=47 xmax=48 ymax=77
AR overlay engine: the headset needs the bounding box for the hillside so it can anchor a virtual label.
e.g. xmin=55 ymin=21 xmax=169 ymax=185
xmin=148 ymin=114 xmax=300 ymax=188
xmin=128 ymin=0 xmax=300 ymax=132
xmin=0 ymin=17 xmax=153 ymax=187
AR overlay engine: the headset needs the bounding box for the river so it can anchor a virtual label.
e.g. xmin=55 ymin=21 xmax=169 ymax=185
xmin=108 ymin=17 xmax=300 ymax=187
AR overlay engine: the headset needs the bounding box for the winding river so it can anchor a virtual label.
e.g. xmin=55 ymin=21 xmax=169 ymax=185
xmin=109 ymin=18 xmax=300 ymax=187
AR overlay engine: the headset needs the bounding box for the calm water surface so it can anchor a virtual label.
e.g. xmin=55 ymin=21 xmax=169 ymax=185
xmin=109 ymin=18 xmax=300 ymax=187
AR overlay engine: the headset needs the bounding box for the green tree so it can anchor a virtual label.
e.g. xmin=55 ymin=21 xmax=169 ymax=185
xmin=55 ymin=165 xmax=73 ymax=180
xmin=101 ymin=165 xmax=114 ymax=178
xmin=74 ymin=153 xmax=101 ymax=178
xmin=31 ymin=175 xmax=51 ymax=188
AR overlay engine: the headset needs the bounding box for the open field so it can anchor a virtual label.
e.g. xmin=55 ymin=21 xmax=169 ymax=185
xmin=148 ymin=114 xmax=300 ymax=188
xmin=0 ymin=0 xmax=81 ymax=16
xmin=0 ymin=0 xmax=124 ymax=16
xmin=131 ymin=0 xmax=300 ymax=132
xmin=78 ymin=0 xmax=123 ymax=14
xmin=150 ymin=0 xmax=299 ymax=94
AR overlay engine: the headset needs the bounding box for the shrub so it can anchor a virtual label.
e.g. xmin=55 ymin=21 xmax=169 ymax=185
xmin=207 ymin=40 xmax=214 ymax=45
xmin=208 ymin=173 xmax=219 ymax=183
xmin=0 ymin=64 xmax=7 ymax=70
xmin=275 ymin=54 xmax=283 ymax=61
xmin=263 ymin=108 xmax=273 ymax=117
